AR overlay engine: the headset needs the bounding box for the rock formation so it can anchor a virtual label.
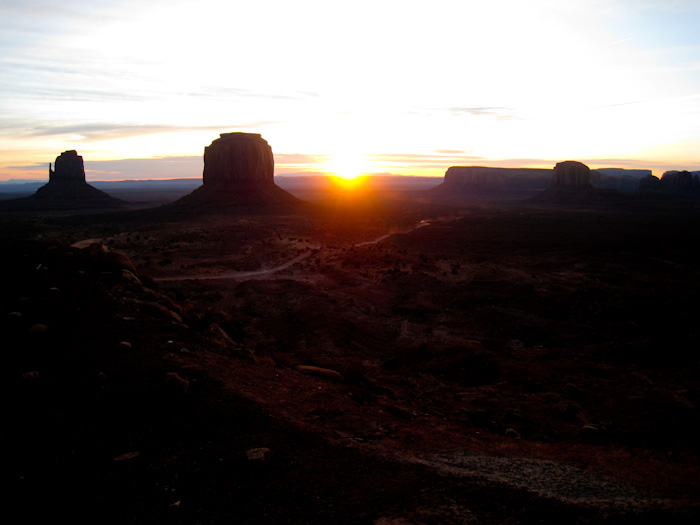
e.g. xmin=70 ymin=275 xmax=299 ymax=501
xmin=529 ymin=161 xmax=621 ymax=206
xmin=202 ymin=133 xmax=274 ymax=188
xmin=172 ymin=133 xmax=303 ymax=211
xmin=443 ymin=167 xmax=509 ymax=188
xmin=591 ymin=169 xmax=653 ymax=193
xmin=661 ymin=170 xmax=698 ymax=190
xmin=639 ymin=174 xmax=662 ymax=192
xmin=0 ymin=150 xmax=124 ymax=211
xmin=428 ymin=166 xmax=552 ymax=199
xmin=551 ymin=161 xmax=592 ymax=188
xmin=640 ymin=170 xmax=700 ymax=194
xmin=49 ymin=150 xmax=87 ymax=183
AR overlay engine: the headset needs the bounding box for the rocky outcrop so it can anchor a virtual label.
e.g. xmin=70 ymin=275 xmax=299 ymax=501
xmin=529 ymin=161 xmax=621 ymax=207
xmin=172 ymin=133 xmax=304 ymax=212
xmin=639 ymin=175 xmax=662 ymax=192
xmin=661 ymin=170 xmax=697 ymax=190
xmin=443 ymin=167 xmax=508 ymax=188
xmin=0 ymin=150 xmax=124 ymax=211
xmin=49 ymin=150 xmax=87 ymax=183
xmin=640 ymin=170 xmax=700 ymax=194
xmin=203 ymin=133 xmax=274 ymax=188
xmin=427 ymin=166 xmax=552 ymax=200
xmin=589 ymin=169 xmax=653 ymax=193
xmin=551 ymin=161 xmax=591 ymax=188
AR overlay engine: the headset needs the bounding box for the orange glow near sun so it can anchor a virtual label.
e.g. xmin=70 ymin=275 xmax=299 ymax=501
xmin=328 ymin=174 xmax=369 ymax=191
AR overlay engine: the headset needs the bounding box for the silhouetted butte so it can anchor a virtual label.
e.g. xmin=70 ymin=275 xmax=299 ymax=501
xmin=172 ymin=133 xmax=304 ymax=212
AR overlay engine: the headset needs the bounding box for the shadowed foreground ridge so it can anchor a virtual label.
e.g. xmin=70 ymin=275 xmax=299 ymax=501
xmin=0 ymin=150 xmax=124 ymax=211
xmin=172 ymin=133 xmax=304 ymax=212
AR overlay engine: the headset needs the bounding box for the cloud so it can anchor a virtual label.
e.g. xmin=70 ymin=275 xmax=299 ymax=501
xmin=447 ymin=106 xmax=520 ymax=120
xmin=434 ymin=149 xmax=473 ymax=155
xmin=189 ymin=86 xmax=321 ymax=102
xmin=7 ymin=122 xmax=277 ymax=142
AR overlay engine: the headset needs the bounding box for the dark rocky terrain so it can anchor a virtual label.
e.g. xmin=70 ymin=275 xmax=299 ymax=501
xmin=2 ymin=182 xmax=700 ymax=523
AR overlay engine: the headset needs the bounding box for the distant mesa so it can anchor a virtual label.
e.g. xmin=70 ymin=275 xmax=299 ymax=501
xmin=529 ymin=161 xmax=621 ymax=206
xmin=639 ymin=170 xmax=700 ymax=194
xmin=639 ymin=174 xmax=662 ymax=192
xmin=593 ymin=168 xmax=652 ymax=192
xmin=427 ymin=165 xmax=655 ymax=201
xmin=550 ymin=160 xmax=592 ymax=188
xmin=662 ymin=170 xmax=694 ymax=190
xmin=0 ymin=150 xmax=124 ymax=211
xmin=427 ymin=166 xmax=552 ymax=199
xmin=172 ymin=132 xmax=304 ymax=212
xmin=660 ymin=170 xmax=699 ymax=190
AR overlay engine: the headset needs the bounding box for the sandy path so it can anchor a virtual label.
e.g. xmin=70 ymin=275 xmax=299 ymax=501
xmin=155 ymin=250 xmax=313 ymax=282
xmin=155 ymin=220 xmax=434 ymax=282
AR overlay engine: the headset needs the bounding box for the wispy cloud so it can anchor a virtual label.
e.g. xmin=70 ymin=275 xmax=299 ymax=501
xmin=2 ymin=122 xmax=277 ymax=142
xmin=446 ymin=106 xmax=520 ymax=120
xmin=434 ymin=149 xmax=473 ymax=155
xmin=189 ymin=86 xmax=321 ymax=102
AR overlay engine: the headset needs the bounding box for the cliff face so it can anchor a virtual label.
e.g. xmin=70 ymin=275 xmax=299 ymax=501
xmin=173 ymin=132 xmax=303 ymax=212
xmin=641 ymin=170 xmax=700 ymax=194
xmin=428 ymin=167 xmax=552 ymax=200
xmin=443 ymin=167 xmax=508 ymax=187
xmin=529 ymin=161 xmax=623 ymax=207
xmin=442 ymin=166 xmax=552 ymax=189
xmin=49 ymin=150 xmax=86 ymax=183
xmin=203 ymin=133 xmax=274 ymax=188
xmin=639 ymin=175 xmax=662 ymax=192
xmin=0 ymin=150 xmax=124 ymax=210
xmin=661 ymin=171 xmax=698 ymax=190
xmin=551 ymin=161 xmax=591 ymax=188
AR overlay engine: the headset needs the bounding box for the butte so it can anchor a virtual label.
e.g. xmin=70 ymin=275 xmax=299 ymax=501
xmin=529 ymin=160 xmax=620 ymax=206
xmin=171 ymin=133 xmax=304 ymax=212
xmin=0 ymin=150 xmax=124 ymax=211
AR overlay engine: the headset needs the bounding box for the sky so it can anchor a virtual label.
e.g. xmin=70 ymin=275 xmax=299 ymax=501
xmin=1 ymin=0 xmax=699 ymax=181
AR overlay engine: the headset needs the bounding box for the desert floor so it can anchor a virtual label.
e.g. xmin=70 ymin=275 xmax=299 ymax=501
xmin=3 ymin=192 xmax=700 ymax=523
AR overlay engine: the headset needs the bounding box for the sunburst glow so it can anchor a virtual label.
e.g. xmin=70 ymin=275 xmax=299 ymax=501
xmin=325 ymin=151 xmax=372 ymax=181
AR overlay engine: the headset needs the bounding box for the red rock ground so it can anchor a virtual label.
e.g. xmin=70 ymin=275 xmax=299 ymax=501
xmin=3 ymin=198 xmax=700 ymax=523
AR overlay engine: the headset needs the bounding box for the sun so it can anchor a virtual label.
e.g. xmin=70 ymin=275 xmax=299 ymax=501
xmin=325 ymin=150 xmax=372 ymax=181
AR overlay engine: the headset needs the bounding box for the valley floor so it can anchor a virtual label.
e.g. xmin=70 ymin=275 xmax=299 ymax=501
xmin=3 ymin=196 xmax=700 ymax=523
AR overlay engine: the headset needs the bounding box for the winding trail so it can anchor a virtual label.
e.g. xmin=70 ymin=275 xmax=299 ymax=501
xmin=155 ymin=220 xmax=433 ymax=282
xmin=353 ymin=220 xmax=430 ymax=247
xmin=155 ymin=251 xmax=313 ymax=282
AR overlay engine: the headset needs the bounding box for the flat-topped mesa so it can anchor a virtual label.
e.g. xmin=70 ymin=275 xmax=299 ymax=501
xmin=426 ymin=166 xmax=553 ymax=200
xmin=551 ymin=161 xmax=592 ymax=188
xmin=203 ymin=133 xmax=274 ymax=189
xmin=49 ymin=150 xmax=86 ymax=183
xmin=444 ymin=166 xmax=508 ymax=187
xmin=171 ymin=132 xmax=304 ymax=212
xmin=443 ymin=166 xmax=553 ymax=188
